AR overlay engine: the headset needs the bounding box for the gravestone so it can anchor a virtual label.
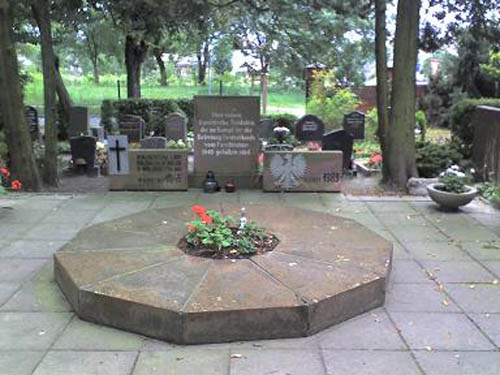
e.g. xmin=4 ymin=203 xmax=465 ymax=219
xmin=107 ymin=135 xmax=130 ymax=175
xmin=68 ymin=106 xmax=89 ymax=138
xmin=109 ymin=150 xmax=188 ymax=191
xmin=141 ymin=136 xmax=167 ymax=149
xmin=70 ymin=135 xmax=96 ymax=170
xmin=119 ymin=115 xmax=145 ymax=143
xmin=165 ymin=113 xmax=187 ymax=141
xmin=24 ymin=106 xmax=39 ymax=141
xmin=193 ymin=96 xmax=260 ymax=188
xmin=343 ymin=111 xmax=365 ymax=140
xmin=259 ymin=118 xmax=274 ymax=139
xmin=295 ymin=115 xmax=325 ymax=143
xmin=90 ymin=126 xmax=104 ymax=142
xmin=322 ymin=130 xmax=353 ymax=172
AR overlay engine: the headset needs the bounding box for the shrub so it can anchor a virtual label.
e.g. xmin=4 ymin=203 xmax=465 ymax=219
xmin=450 ymin=98 xmax=500 ymax=158
xmin=478 ymin=183 xmax=500 ymax=206
xmin=415 ymin=110 xmax=427 ymax=141
xmin=307 ymin=88 xmax=360 ymax=131
xmin=365 ymin=108 xmax=378 ymax=141
xmin=415 ymin=141 xmax=463 ymax=178
xmin=263 ymin=113 xmax=298 ymax=132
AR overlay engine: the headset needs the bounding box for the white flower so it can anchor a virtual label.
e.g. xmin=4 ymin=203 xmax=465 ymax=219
xmin=470 ymin=168 xmax=476 ymax=174
xmin=451 ymin=165 xmax=460 ymax=171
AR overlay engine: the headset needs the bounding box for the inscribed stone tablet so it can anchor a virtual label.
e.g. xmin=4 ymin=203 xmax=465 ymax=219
xmin=193 ymin=96 xmax=260 ymax=175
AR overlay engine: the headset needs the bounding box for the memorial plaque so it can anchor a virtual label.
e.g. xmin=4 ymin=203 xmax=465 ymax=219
xmin=119 ymin=115 xmax=146 ymax=143
xmin=68 ymin=106 xmax=89 ymax=138
xmin=70 ymin=135 xmax=96 ymax=168
xmin=141 ymin=136 xmax=167 ymax=149
xmin=322 ymin=130 xmax=353 ymax=172
xmin=165 ymin=113 xmax=187 ymax=141
xmin=343 ymin=111 xmax=365 ymax=140
xmin=263 ymin=151 xmax=342 ymax=192
xmin=109 ymin=150 xmax=188 ymax=191
xmin=24 ymin=106 xmax=39 ymax=141
xmin=295 ymin=115 xmax=325 ymax=142
xmin=107 ymin=135 xmax=130 ymax=175
xmin=194 ymin=96 xmax=260 ymax=175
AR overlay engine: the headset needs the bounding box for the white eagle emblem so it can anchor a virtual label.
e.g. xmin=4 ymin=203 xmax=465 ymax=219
xmin=269 ymin=153 xmax=307 ymax=189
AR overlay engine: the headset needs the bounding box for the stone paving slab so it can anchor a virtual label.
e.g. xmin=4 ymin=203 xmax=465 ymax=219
xmin=322 ymin=350 xmax=423 ymax=375
xmin=386 ymin=283 xmax=460 ymax=312
xmin=389 ymin=312 xmax=496 ymax=350
xmin=413 ymin=351 xmax=500 ymax=375
xmin=445 ymin=284 xmax=500 ymax=313
xmin=0 ymin=351 xmax=46 ymax=375
xmin=0 ymin=240 xmax=66 ymax=259
xmin=32 ymin=351 xmax=137 ymax=375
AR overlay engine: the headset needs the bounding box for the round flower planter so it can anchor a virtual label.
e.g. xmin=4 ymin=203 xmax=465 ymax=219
xmin=426 ymin=183 xmax=477 ymax=210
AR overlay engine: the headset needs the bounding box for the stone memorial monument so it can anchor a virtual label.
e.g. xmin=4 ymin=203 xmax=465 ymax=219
xmin=107 ymin=135 xmax=130 ymax=175
xmin=24 ymin=106 xmax=39 ymax=141
xmin=193 ymin=96 xmax=260 ymax=188
xmin=343 ymin=111 xmax=365 ymax=140
xmin=322 ymin=130 xmax=353 ymax=172
xmin=70 ymin=135 xmax=96 ymax=172
xmin=295 ymin=114 xmax=325 ymax=143
xmin=68 ymin=106 xmax=89 ymax=138
xmin=165 ymin=113 xmax=187 ymax=141
xmin=140 ymin=136 xmax=167 ymax=149
xmin=119 ymin=115 xmax=146 ymax=143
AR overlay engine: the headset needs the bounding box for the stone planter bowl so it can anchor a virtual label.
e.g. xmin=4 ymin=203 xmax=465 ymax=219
xmin=427 ymin=183 xmax=477 ymax=210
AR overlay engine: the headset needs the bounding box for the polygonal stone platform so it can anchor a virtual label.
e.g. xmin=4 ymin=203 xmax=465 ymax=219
xmin=54 ymin=205 xmax=393 ymax=344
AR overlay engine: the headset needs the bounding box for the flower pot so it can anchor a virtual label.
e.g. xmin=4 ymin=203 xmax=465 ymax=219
xmin=426 ymin=183 xmax=477 ymax=210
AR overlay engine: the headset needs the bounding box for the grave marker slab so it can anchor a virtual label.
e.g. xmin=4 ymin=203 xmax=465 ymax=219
xmin=90 ymin=126 xmax=104 ymax=142
xmin=24 ymin=106 xmax=39 ymax=141
xmin=70 ymin=136 xmax=96 ymax=171
xmin=165 ymin=113 xmax=187 ymax=141
xmin=322 ymin=130 xmax=353 ymax=172
xmin=295 ymin=115 xmax=325 ymax=143
xmin=109 ymin=150 xmax=188 ymax=191
xmin=140 ymin=136 xmax=167 ymax=149
xmin=119 ymin=115 xmax=145 ymax=143
xmin=259 ymin=118 xmax=274 ymax=139
xmin=193 ymin=96 xmax=260 ymax=188
xmin=343 ymin=111 xmax=365 ymax=140
xmin=68 ymin=106 xmax=89 ymax=137
xmin=107 ymin=135 xmax=130 ymax=175
xmin=263 ymin=151 xmax=342 ymax=192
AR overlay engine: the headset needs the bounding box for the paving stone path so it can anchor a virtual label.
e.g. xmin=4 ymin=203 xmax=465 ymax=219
xmin=0 ymin=191 xmax=499 ymax=375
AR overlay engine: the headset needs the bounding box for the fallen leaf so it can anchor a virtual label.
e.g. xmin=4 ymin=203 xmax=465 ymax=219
xmin=424 ymin=346 xmax=432 ymax=351
xmin=231 ymin=354 xmax=243 ymax=359
xmin=492 ymin=279 xmax=499 ymax=285
xmin=442 ymin=299 xmax=450 ymax=307
xmin=469 ymin=284 xmax=476 ymax=289
xmin=38 ymin=330 xmax=46 ymax=336
xmin=288 ymin=262 xmax=298 ymax=267
xmin=162 ymin=221 xmax=168 ymax=225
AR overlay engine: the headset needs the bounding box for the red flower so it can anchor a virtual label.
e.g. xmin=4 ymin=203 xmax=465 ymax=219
xmin=201 ymin=214 xmax=213 ymax=224
xmin=10 ymin=180 xmax=21 ymax=190
xmin=0 ymin=168 xmax=9 ymax=177
xmin=188 ymin=224 xmax=196 ymax=232
xmin=192 ymin=205 xmax=206 ymax=215
xmin=369 ymin=153 xmax=383 ymax=165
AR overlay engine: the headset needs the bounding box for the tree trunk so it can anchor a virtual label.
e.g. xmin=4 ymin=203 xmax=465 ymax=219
xmin=385 ymin=0 xmax=420 ymax=190
xmin=125 ymin=35 xmax=148 ymax=98
xmin=261 ymin=73 xmax=268 ymax=114
xmin=92 ymin=62 xmax=99 ymax=84
xmin=32 ymin=0 xmax=58 ymax=186
xmin=375 ymin=0 xmax=390 ymax=180
xmin=197 ymin=42 xmax=209 ymax=85
xmin=154 ymin=51 xmax=167 ymax=87
xmin=54 ymin=56 xmax=73 ymax=138
xmin=0 ymin=0 xmax=41 ymax=191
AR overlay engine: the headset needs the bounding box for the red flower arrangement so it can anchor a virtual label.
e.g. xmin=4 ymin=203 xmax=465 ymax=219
xmin=367 ymin=153 xmax=383 ymax=168
xmin=11 ymin=180 xmax=22 ymax=190
xmin=191 ymin=205 xmax=213 ymax=224
xmin=0 ymin=167 xmax=21 ymax=191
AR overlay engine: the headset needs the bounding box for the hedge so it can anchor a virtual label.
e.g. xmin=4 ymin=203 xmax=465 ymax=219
xmin=450 ymin=98 xmax=500 ymax=158
xmin=101 ymin=99 xmax=193 ymax=135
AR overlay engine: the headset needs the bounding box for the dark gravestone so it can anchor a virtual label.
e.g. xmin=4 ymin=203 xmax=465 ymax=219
xmin=70 ymin=136 xmax=96 ymax=171
xmin=343 ymin=111 xmax=365 ymax=140
xmin=322 ymin=130 xmax=353 ymax=172
xmin=259 ymin=119 xmax=274 ymax=139
xmin=295 ymin=115 xmax=325 ymax=143
xmin=141 ymin=136 xmax=167 ymax=149
xmin=90 ymin=126 xmax=104 ymax=142
xmin=119 ymin=115 xmax=146 ymax=143
xmin=24 ymin=106 xmax=39 ymax=141
xmin=165 ymin=113 xmax=187 ymax=141
xmin=68 ymin=106 xmax=89 ymax=138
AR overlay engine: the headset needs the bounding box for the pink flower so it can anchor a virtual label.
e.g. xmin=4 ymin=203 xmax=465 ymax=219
xmin=10 ymin=180 xmax=21 ymax=190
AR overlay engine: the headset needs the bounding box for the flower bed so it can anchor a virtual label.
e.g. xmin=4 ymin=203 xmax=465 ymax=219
xmin=178 ymin=205 xmax=279 ymax=259
xmin=0 ymin=168 xmax=21 ymax=195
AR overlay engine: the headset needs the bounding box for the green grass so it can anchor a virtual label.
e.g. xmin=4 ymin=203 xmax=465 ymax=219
xmin=24 ymin=76 xmax=306 ymax=116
